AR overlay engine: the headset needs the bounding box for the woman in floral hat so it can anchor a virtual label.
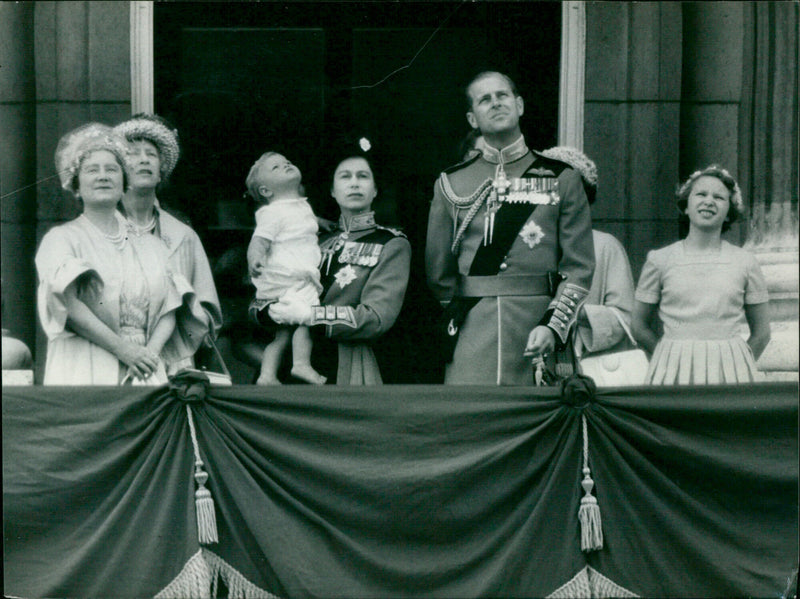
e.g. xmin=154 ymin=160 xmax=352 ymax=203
xmin=36 ymin=123 xmax=180 ymax=384
xmin=114 ymin=113 xmax=222 ymax=375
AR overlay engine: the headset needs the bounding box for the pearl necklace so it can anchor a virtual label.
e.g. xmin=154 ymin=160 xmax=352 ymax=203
xmin=128 ymin=214 xmax=157 ymax=237
xmin=83 ymin=214 xmax=128 ymax=250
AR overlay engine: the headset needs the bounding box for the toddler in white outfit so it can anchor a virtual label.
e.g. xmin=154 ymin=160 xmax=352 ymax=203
xmin=246 ymin=152 xmax=326 ymax=385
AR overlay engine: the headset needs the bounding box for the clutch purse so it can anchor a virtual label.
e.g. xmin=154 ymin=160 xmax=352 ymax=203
xmin=191 ymin=333 xmax=233 ymax=385
xmin=175 ymin=333 xmax=233 ymax=386
xmin=575 ymin=308 xmax=648 ymax=387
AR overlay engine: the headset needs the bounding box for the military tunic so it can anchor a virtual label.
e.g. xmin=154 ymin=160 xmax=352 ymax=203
xmin=312 ymin=212 xmax=411 ymax=385
xmin=425 ymin=135 xmax=594 ymax=385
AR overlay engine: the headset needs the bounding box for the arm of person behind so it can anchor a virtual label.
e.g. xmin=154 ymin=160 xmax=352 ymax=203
xmin=578 ymin=233 xmax=635 ymax=353
xmin=424 ymin=178 xmax=459 ymax=305
xmin=631 ymin=300 xmax=660 ymax=355
xmin=744 ymin=302 xmax=771 ymax=360
xmin=63 ymin=284 xmax=159 ymax=380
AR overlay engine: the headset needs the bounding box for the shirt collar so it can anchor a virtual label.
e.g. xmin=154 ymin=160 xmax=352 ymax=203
xmin=338 ymin=211 xmax=376 ymax=233
xmin=481 ymin=135 xmax=529 ymax=165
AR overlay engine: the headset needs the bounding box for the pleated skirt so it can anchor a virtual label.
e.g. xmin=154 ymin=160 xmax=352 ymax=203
xmin=645 ymin=336 xmax=764 ymax=385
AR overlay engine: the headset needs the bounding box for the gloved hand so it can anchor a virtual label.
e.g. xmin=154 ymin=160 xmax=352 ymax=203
xmin=268 ymin=288 xmax=314 ymax=325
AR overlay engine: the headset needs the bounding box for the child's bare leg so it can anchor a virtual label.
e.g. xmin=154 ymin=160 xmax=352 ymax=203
xmin=256 ymin=327 xmax=292 ymax=385
xmin=290 ymin=326 xmax=326 ymax=384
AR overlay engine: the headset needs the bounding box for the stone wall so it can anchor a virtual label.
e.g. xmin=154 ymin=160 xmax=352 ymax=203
xmin=2 ymin=1 xmax=132 ymax=381
xmin=585 ymin=2 xmax=798 ymax=381
xmin=584 ymin=2 xmax=683 ymax=278
xmin=0 ymin=3 xmax=38 ymax=362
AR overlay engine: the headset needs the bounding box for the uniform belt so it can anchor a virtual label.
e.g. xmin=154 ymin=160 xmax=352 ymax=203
xmin=458 ymin=274 xmax=552 ymax=297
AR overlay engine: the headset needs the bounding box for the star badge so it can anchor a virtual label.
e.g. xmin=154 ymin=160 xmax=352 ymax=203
xmin=334 ymin=264 xmax=358 ymax=288
xmin=519 ymin=220 xmax=545 ymax=249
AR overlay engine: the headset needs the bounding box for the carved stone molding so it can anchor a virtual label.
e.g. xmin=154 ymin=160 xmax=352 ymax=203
xmin=130 ymin=1 xmax=153 ymax=114
xmin=559 ymin=1 xmax=586 ymax=149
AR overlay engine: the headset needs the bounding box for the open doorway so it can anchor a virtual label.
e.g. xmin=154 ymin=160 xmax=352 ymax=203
xmin=153 ymin=1 xmax=562 ymax=383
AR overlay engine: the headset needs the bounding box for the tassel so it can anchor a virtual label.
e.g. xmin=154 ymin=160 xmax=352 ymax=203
xmin=186 ymin=405 xmax=219 ymax=545
xmin=578 ymin=467 xmax=603 ymax=551
xmin=194 ymin=461 xmax=218 ymax=545
xmin=579 ymin=414 xmax=603 ymax=552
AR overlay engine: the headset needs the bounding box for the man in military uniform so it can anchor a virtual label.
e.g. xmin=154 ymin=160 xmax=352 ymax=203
xmin=425 ymin=71 xmax=595 ymax=385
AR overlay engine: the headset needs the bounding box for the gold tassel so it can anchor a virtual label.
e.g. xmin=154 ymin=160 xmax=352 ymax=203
xmin=193 ymin=461 xmax=218 ymax=545
xmin=579 ymin=414 xmax=603 ymax=552
xmin=186 ymin=405 xmax=219 ymax=545
xmin=579 ymin=467 xmax=603 ymax=551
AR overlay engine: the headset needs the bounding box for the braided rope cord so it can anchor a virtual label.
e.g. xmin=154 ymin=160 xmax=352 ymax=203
xmin=438 ymin=174 xmax=494 ymax=255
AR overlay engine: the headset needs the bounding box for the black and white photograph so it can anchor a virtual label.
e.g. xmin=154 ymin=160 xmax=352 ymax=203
xmin=2 ymin=1 xmax=798 ymax=596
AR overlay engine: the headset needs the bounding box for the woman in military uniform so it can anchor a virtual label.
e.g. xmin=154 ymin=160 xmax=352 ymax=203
xmin=267 ymin=139 xmax=411 ymax=384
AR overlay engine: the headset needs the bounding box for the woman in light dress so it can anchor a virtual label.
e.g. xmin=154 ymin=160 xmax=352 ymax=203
xmin=631 ymin=165 xmax=771 ymax=385
xmin=114 ymin=113 xmax=222 ymax=375
xmin=36 ymin=123 xmax=184 ymax=384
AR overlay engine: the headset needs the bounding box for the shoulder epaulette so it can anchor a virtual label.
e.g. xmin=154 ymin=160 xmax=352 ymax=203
xmin=442 ymin=151 xmax=481 ymax=175
xmin=527 ymin=151 xmax=569 ymax=178
xmin=376 ymin=225 xmax=407 ymax=239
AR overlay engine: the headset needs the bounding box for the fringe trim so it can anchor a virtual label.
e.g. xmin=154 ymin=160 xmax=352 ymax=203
xmin=154 ymin=550 xmax=213 ymax=599
xmin=547 ymin=565 xmax=639 ymax=598
xmin=155 ymin=549 xmax=282 ymax=599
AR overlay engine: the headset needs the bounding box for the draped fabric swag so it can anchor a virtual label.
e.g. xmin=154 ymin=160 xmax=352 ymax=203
xmin=3 ymin=381 xmax=798 ymax=598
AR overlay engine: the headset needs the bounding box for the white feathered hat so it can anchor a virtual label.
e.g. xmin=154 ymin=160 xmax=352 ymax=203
xmin=114 ymin=113 xmax=181 ymax=180
xmin=54 ymin=123 xmax=129 ymax=191
xmin=540 ymin=146 xmax=598 ymax=204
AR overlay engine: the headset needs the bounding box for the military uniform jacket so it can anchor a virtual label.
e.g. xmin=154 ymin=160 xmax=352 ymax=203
xmin=312 ymin=212 xmax=411 ymax=385
xmin=425 ymin=136 xmax=594 ymax=385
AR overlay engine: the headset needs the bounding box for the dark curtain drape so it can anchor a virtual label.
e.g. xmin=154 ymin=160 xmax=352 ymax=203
xmin=4 ymin=382 xmax=798 ymax=598
xmin=739 ymin=1 xmax=799 ymax=245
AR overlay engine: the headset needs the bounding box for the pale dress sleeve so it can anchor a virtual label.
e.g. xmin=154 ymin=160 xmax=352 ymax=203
xmin=579 ymin=234 xmax=635 ymax=353
xmin=743 ymin=252 xmax=770 ymax=305
xmin=187 ymin=229 xmax=223 ymax=335
xmin=35 ymin=226 xmax=104 ymax=338
xmin=160 ymin=270 xmax=211 ymax=370
xmin=131 ymin=233 xmax=205 ymax=370
xmin=634 ymin=250 xmax=663 ymax=305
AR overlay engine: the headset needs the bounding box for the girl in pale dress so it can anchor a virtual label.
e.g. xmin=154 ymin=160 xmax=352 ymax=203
xmin=631 ymin=165 xmax=771 ymax=385
xmin=245 ymin=152 xmax=326 ymax=385
xmin=35 ymin=123 xmax=181 ymax=385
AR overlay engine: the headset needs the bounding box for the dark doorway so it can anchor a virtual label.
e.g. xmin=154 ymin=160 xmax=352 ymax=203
xmin=154 ymin=1 xmax=561 ymax=383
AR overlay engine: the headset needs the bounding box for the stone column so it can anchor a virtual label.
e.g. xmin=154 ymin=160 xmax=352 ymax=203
xmin=738 ymin=2 xmax=799 ymax=381
xmin=31 ymin=1 xmax=132 ymax=381
xmin=584 ymin=2 xmax=683 ymax=277
xmin=0 ymin=2 xmax=38 ymax=359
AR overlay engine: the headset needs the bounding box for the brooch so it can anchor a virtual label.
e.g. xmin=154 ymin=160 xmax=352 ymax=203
xmin=519 ymin=220 xmax=545 ymax=249
xmin=334 ymin=265 xmax=358 ymax=288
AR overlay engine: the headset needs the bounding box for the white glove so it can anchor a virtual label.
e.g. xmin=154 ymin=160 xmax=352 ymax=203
xmin=268 ymin=288 xmax=314 ymax=326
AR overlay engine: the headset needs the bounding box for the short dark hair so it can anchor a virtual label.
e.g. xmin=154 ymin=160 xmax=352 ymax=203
xmin=464 ymin=71 xmax=520 ymax=111
xmin=676 ymin=164 xmax=744 ymax=234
